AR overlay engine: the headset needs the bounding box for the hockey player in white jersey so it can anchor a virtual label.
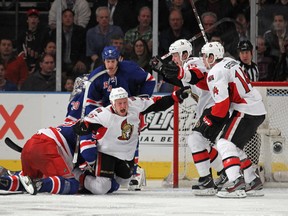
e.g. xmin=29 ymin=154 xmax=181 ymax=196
xmin=200 ymin=42 xmax=266 ymax=198
xmin=150 ymin=39 xmax=228 ymax=195
xmin=72 ymin=87 xmax=190 ymax=194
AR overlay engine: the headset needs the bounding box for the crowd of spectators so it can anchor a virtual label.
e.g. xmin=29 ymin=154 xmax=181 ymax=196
xmin=0 ymin=0 xmax=288 ymax=92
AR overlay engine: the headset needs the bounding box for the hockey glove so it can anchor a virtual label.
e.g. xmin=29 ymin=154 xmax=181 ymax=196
xmin=187 ymin=68 xmax=205 ymax=85
xmin=73 ymin=120 xmax=91 ymax=135
xmin=161 ymin=62 xmax=184 ymax=80
xmin=197 ymin=114 xmax=227 ymax=142
xmin=150 ymin=55 xmax=164 ymax=73
xmin=172 ymin=86 xmax=191 ymax=103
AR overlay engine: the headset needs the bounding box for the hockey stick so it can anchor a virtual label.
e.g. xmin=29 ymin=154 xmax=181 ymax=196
xmin=189 ymin=18 xmax=242 ymax=43
xmin=4 ymin=137 xmax=22 ymax=153
xmin=72 ymin=69 xmax=108 ymax=164
xmin=189 ymin=0 xmax=208 ymax=44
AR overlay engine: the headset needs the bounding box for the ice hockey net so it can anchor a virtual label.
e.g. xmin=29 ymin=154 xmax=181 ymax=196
xmin=164 ymin=82 xmax=288 ymax=188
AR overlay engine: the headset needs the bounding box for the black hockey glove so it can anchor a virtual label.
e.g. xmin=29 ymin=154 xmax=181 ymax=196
xmin=150 ymin=55 xmax=164 ymax=73
xmin=73 ymin=120 xmax=91 ymax=135
xmin=197 ymin=114 xmax=227 ymax=142
xmin=161 ymin=62 xmax=183 ymax=80
xmin=188 ymin=68 xmax=205 ymax=85
xmin=172 ymin=86 xmax=191 ymax=103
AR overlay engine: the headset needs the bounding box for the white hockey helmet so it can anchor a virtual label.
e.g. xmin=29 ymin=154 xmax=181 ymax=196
xmin=201 ymin=42 xmax=224 ymax=60
xmin=169 ymin=39 xmax=192 ymax=58
xmin=109 ymin=87 xmax=128 ymax=105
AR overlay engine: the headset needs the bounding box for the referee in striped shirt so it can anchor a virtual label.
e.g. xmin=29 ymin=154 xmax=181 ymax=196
xmin=237 ymin=40 xmax=259 ymax=81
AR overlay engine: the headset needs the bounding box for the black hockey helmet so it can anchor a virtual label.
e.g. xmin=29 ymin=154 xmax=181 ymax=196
xmin=237 ymin=40 xmax=253 ymax=51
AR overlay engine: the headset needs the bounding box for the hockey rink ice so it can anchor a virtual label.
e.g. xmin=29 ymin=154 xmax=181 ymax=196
xmin=1 ymin=181 xmax=288 ymax=216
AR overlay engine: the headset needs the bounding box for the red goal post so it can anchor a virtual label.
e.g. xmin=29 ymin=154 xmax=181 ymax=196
xmin=168 ymin=82 xmax=288 ymax=188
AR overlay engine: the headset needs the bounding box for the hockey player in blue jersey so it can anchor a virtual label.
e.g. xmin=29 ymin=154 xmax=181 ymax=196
xmin=0 ymin=122 xmax=120 ymax=195
xmin=66 ymin=46 xmax=156 ymax=190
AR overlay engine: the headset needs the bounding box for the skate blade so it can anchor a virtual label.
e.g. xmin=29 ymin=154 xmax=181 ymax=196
xmin=246 ymin=189 xmax=264 ymax=197
xmin=193 ymin=188 xmax=217 ymax=196
xmin=216 ymin=190 xmax=247 ymax=198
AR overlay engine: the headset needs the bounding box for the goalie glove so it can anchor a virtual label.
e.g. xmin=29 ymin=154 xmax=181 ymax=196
xmin=150 ymin=55 xmax=164 ymax=73
xmin=172 ymin=86 xmax=191 ymax=103
xmin=161 ymin=62 xmax=184 ymax=80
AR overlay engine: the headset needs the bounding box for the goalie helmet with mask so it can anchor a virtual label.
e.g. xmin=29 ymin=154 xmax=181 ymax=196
xmin=168 ymin=39 xmax=192 ymax=66
xmin=201 ymin=42 xmax=224 ymax=68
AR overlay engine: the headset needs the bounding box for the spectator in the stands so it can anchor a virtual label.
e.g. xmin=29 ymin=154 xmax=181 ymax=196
xmin=90 ymin=0 xmax=134 ymax=33
xmin=21 ymin=54 xmax=56 ymax=91
xmin=195 ymin=0 xmax=235 ymax=20
xmin=130 ymin=39 xmax=152 ymax=74
xmin=124 ymin=6 xmax=152 ymax=56
xmin=264 ymin=12 xmax=288 ymax=81
xmin=17 ymin=8 xmax=50 ymax=74
xmin=86 ymin=6 xmax=123 ymax=70
xmin=158 ymin=8 xmax=193 ymax=56
xmin=257 ymin=0 xmax=288 ymax=35
xmin=257 ymin=35 xmax=276 ymax=81
xmin=49 ymin=0 xmax=91 ymax=30
xmin=209 ymin=31 xmax=234 ymax=58
xmin=0 ymin=61 xmax=18 ymax=91
xmin=50 ymin=9 xmax=87 ymax=78
xmin=109 ymin=34 xmax=127 ymax=61
xmin=0 ymin=38 xmax=29 ymax=89
xmin=34 ymin=40 xmax=56 ymax=73
xmin=43 ymin=40 xmax=56 ymax=57
xmin=63 ymin=76 xmax=74 ymax=92
xmin=235 ymin=11 xmax=250 ymax=41
xmin=192 ymin=11 xmax=217 ymax=56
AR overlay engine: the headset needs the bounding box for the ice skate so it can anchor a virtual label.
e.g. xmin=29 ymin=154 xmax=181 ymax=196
xmin=214 ymin=171 xmax=228 ymax=191
xmin=192 ymin=175 xmax=217 ymax=196
xmin=216 ymin=175 xmax=246 ymax=198
xmin=128 ymin=166 xmax=146 ymax=191
xmin=19 ymin=175 xmax=37 ymax=195
xmin=245 ymin=176 xmax=264 ymax=197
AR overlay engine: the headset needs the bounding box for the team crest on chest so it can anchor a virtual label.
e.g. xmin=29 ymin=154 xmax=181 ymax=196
xmin=118 ymin=119 xmax=134 ymax=140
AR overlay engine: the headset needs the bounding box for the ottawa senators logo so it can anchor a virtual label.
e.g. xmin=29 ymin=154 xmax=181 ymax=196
xmin=118 ymin=119 xmax=134 ymax=140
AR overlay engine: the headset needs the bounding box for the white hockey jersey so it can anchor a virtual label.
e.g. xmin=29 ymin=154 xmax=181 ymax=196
xmin=182 ymin=57 xmax=215 ymax=117
xmin=206 ymin=57 xmax=267 ymax=117
xmin=83 ymin=97 xmax=155 ymax=161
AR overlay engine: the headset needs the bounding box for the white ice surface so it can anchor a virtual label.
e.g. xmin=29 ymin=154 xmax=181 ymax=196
xmin=0 ymin=180 xmax=288 ymax=216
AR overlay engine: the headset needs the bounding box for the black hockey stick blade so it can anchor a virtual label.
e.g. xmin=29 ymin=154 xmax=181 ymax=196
xmin=4 ymin=137 xmax=22 ymax=153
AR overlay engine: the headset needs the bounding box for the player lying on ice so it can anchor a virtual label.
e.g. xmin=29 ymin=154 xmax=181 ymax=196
xmin=0 ymin=86 xmax=190 ymax=195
